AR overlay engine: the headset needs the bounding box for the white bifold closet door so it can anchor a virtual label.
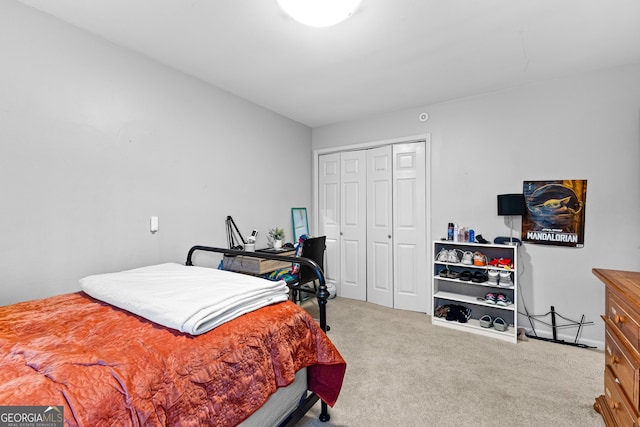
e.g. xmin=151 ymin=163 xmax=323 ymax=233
xmin=317 ymin=153 xmax=341 ymax=298
xmin=392 ymin=143 xmax=426 ymax=312
xmin=366 ymin=146 xmax=393 ymax=307
xmin=318 ymin=141 xmax=426 ymax=312
xmin=338 ymin=150 xmax=367 ymax=301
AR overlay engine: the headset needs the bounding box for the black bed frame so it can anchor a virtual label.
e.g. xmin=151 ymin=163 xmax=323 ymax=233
xmin=185 ymin=245 xmax=331 ymax=425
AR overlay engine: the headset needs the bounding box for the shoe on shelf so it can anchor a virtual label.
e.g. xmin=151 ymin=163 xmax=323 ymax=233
xmin=496 ymin=293 xmax=512 ymax=306
xmin=457 ymin=305 xmax=472 ymax=323
xmin=498 ymin=271 xmax=513 ymax=286
xmin=479 ymin=314 xmax=493 ymax=328
xmin=485 ymin=292 xmax=497 ymax=304
xmin=471 ymin=271 xmax=488 ymax=283
xmin=498 ymin=258 xmax=512 ymax=268
xmin=475 ymin=234 xmax=489 ymax=244
xmin=488 ymin=270 xmax=499 ymax=284
xmin=434 ymin=305 xmax=450 ymax=318
xmin=446 ymin=270 xmax=461 ymax=279
xmin=461 ymin=251 xmax=473 ymax=265
xmin=460 ymin=271 xmax=473 ymax=281
xmin=447 ymin=249 xmax=461 ymax=263
xmin=445 ymin=305 xmax=459 ymax=322
xmin=493 ymin=317 xmax=508 ymax=332
xmin=473 ymin=252 xmax=487 ymax=266
xmin=436 ymin=249 xmax=449 ymax=262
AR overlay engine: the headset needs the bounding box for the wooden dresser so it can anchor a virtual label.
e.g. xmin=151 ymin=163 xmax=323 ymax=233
xmin=593 ymin=268 xmax=640 ymax=426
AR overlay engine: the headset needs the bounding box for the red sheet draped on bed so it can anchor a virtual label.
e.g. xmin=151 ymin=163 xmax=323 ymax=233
xmin=0 ymin=292 xmax=346 ymax=426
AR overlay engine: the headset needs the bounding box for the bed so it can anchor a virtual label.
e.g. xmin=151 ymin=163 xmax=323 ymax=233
xmin=0 ymin=245 xmax=345 ymax=426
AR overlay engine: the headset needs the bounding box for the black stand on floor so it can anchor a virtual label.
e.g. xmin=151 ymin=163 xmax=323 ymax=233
xmin=524 ymin=305 xmax=596 ymax=349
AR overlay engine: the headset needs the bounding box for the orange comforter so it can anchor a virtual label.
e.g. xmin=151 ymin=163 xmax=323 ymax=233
xmin=0 ymin=292 xmax=346 ymax=426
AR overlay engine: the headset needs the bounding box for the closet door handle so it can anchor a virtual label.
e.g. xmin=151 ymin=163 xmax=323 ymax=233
xmin=388 ymin=235 xmax=391 ymax=239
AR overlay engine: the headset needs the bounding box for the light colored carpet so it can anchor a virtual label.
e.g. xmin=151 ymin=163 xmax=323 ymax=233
xmin=297 ymin=297 xmax=605 ymax=427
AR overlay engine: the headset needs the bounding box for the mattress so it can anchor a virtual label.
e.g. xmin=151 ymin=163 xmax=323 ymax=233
xmin=239 ymin=368 xmax=308 ymax=427
xmin=0 ymin=292 xmax=345 ymax=426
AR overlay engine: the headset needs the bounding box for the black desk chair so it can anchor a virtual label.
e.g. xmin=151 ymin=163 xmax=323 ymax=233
xmin=288 ymin=236 xmax=326 ymax=304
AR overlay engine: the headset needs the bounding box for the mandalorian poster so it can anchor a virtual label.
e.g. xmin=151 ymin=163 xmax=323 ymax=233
xmin=522 ymin=180 xmax=587 ymax=247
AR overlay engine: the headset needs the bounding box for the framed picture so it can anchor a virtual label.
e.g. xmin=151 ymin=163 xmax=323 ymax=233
xmin=291 ymin=208 xmax=309 ymax=243
xmin=522 ymin=179 xmax=587 ymax=247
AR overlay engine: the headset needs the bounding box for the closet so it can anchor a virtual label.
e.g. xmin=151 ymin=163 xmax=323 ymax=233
xmin=317 ymin=140 xmax=427 ymax=312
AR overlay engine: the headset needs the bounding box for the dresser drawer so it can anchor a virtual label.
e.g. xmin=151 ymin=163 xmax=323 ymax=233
xmin=605 ymin=367 xmax=639 ymax=427
xmin=609 ymin=291 xmax=640 ymax=348
xmin=606 ymin=328 xmax=639 ymax=408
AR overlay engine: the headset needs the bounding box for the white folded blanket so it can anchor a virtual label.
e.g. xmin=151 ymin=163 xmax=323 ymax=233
xmin=80 ymin=263 xmax=290 ymax=335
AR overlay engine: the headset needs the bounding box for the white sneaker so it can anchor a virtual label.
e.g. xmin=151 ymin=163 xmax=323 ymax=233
xmin=436 ymin=249 xmax=449 ymax=262
xmin=499 ymin=270 xmax=512 ymax=286
xmin=326 ymin=283 xmax=337 ymax=299
xmin=447 ymin=249 xmax=460 ymax=263
xmin=488 ymin=270 xmax=499 ymax=284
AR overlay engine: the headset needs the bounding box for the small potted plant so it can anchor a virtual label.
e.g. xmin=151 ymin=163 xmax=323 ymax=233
xmin=268 ymin=227 xmax=285 ymax=249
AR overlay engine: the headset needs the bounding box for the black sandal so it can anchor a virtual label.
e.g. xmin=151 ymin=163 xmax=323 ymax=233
xmin=447 ymin=270 xmax=461 ymax=279
xmin=471 ymin=271 xmax=488 ymax=283
xmin=459 ymin=271 xmax=472 ymax=281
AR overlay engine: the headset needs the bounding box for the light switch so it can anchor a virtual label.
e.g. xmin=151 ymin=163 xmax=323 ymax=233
xmin=150 ymin=216 xmax=159 ymax=233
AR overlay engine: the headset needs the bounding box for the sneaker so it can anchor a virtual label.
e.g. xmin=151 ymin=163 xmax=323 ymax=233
xmin=493 ymin=317 xmax=508 ymax=332
xmin=447 ymin=249 xmax=460 ymax=263
xmin=436 ymin=249 xmax=449 ymax=262
xmin=488 ymin=270 xmax=499 ymax=284
xmin=445 ymin=305 xmax=459 ymax=321
xmin=461 ymin=251 xmax=473 ymax=265
xmin=496 ymin=293 xmax=512 ymax=306
xmin=499 ymin=271 xmax=512 ymax=286
xmin=458 ymin=305 xmax=472 ymax=323
xmin=485 ymin=293 xmax=497 ymax=304
xmin=475 ymin=234 xmax=489 ymax=244
xmin=326 ymin=283 xmax=337 ymax=299
xmin=473 ymin=252 xmax=487 ymax=266
xmin=479 ymin=314 xmax=493 ymax=328
xmin=498 ymin=258 xmax=512 ymax=267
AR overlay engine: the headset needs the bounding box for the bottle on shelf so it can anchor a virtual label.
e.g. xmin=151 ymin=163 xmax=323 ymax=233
xmin=458 ymin=226 xmax=466 ymax=242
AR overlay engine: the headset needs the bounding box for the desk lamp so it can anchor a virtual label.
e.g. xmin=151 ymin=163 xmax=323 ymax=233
xmin=497 ymin=194 xmax=526 ymax=245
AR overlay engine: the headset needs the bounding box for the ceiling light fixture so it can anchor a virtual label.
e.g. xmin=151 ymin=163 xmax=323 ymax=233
xmin=277 ymin=0 xmax=362 ymax=28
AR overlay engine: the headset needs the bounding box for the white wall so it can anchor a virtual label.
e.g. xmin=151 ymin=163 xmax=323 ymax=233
xmin=0 ymin=1 xmax=312 ymax=305
xmin=313 ymin=64 xmax=640 ymax=348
